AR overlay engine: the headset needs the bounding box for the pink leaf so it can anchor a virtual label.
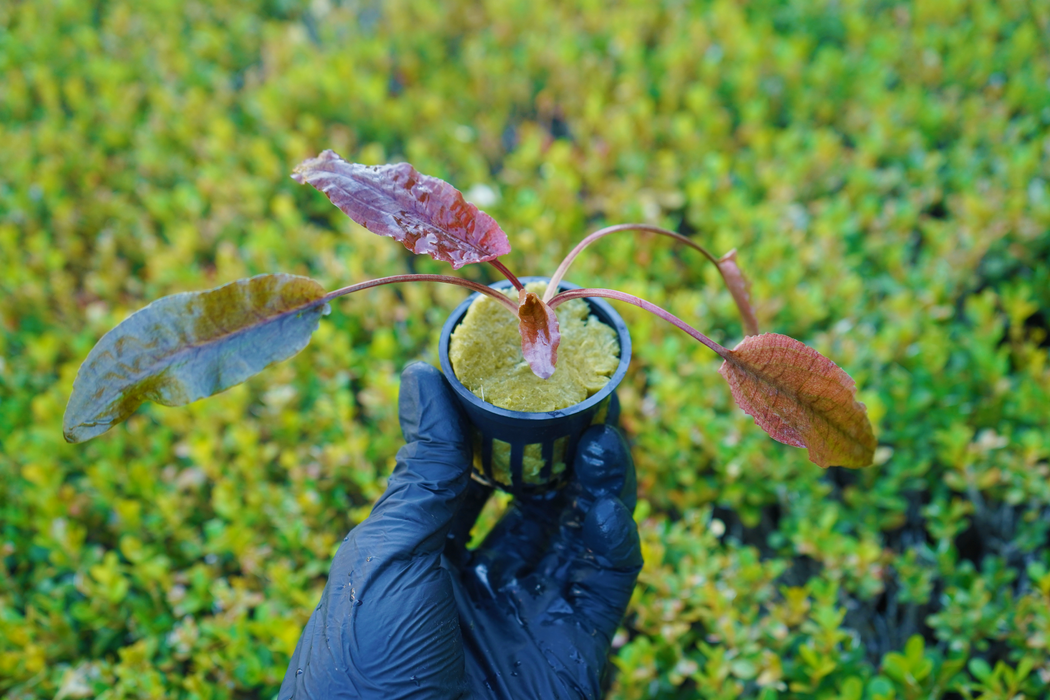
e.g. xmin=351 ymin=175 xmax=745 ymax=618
xmin=718 ymin=333 xmax=877 ymax=468
xmin=717 ymin=249 xmax=760 ymax=337
xmin=517 ymin=290 xmax=560 ymax=379
xmin=292 ymin=150 xmax=511 ymax=269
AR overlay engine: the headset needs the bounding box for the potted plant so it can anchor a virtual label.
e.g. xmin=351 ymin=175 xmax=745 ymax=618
xmin=438 ymin=276 xmax=632 ymax=494
xmin=63 ymin=150 xmax=877 ymax=492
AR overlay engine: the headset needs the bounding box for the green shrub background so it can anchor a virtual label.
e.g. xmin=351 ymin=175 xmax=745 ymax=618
xmin=2 ymin=0 xmax=1049 ymax=697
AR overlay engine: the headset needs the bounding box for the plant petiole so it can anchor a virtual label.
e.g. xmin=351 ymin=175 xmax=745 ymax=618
xmin=323 ymin=274 xmax=520 ymax=315
xmin=542 ymin=223 xmax=720 ymax=303
xmin=548 ymin=287 xmax=730 ymax=359
xmin=489 ymin=259 xmax=525 ymax=291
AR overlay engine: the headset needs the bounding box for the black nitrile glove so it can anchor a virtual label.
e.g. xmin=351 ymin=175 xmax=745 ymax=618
xmin=279 ymin=362 xmax=642 ymax=699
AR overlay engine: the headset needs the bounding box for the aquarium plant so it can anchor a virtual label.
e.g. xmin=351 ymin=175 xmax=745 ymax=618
xmin=63 ymin=150 xmax=876 ymax=474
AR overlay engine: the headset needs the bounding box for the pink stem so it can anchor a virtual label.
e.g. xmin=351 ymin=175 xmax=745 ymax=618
xmin=542 ymin=223 xmax=721 ymax=303
xmin=489 ymin=259 xmax=524 ymax=291
xmin=548 ymin=287 xmax=731 ymax=359
xmin=323 ymin=274 xmax=519 ymax=315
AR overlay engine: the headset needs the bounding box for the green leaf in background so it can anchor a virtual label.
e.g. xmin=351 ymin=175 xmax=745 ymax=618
xmin=4 ymin=0 xmax=1049 ymax=696
xmin=62 ymin=274 xmax=330 ymax=443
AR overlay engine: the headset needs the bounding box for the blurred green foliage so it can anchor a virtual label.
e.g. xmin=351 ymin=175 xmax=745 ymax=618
xmin=2 ymin=0 xmax=1049 ymax=697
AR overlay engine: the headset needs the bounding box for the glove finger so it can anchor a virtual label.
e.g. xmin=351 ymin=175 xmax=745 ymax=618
xmin=571 ymin=423 xmax=636 ymax=513
xmin=525 ymin=425 xmax=641 ymax=637
xmin=358 ymin=361 xmax=473 ymax=560
xmin=484 ymin=497 xmax=639 ymax=697
xmin=573 ymin=497 xmax=643 ymax=636
xmin=461 ymin=488 xmax=565 ymax=596
xmin=443 ymin=476 xmax=493 ymax=567
xmin=444 ymin=389 xmax=620 ymax=569
xmin=463 ymin=423 xmax=633 ymax=596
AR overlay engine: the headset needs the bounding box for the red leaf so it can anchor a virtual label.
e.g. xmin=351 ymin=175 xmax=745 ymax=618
xmin=292 ymin=150 xmax=511 ymax=269
xmin=717 ymin=249 xmax=760 ymax=337
xmin=718 ymin=333 xmax=876 ymax=468
xmin=517 ymin=290 xmax=560 ymax=379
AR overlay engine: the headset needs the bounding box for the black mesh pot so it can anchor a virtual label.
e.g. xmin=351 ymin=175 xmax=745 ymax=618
xmin=438 ymin=277 xmax=632 ymax=495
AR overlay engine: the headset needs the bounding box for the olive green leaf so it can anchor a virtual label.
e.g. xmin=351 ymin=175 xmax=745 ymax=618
xmin=63 ymin=274 xmax=330 ymax=443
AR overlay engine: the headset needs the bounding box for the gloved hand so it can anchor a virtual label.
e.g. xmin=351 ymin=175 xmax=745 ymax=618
xmin=279 ymin=361 xmax=642 ymax=699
